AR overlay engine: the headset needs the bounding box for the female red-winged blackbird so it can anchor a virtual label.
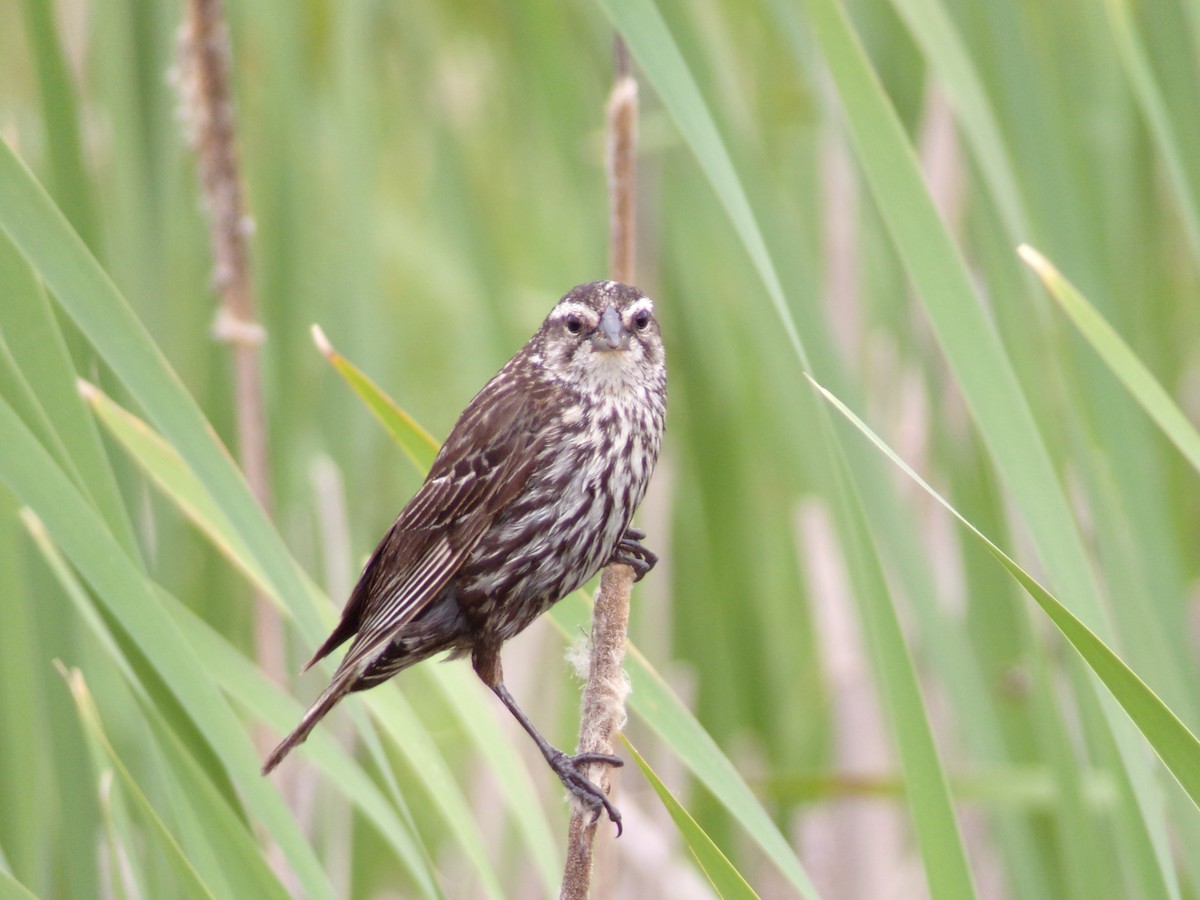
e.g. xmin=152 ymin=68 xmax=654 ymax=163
xmin=263 ymin=281 xmax=665 ymax=832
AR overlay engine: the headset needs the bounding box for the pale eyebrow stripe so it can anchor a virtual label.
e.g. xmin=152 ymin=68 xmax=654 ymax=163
xmin=549 ymin=301 xmax=597 ymax=321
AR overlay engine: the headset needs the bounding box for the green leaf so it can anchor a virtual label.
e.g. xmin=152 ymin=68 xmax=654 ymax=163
xmin=18 ymin=0 xmax=98 ymax=246
xmin=60 ymin=664 xmax=217 ymax=900
xmin=625 ymin=739 xmax=760 ymax=900
xmin=0 ymin=869 xmax=39 ymax=900
xmin=810 ymin=375 xmax=1200 ymax=812
xmin=0 ymin=503 xmax=49 ymax=893
xmin=1103 ymin=0 xmax=1200 ymax=262
xmin=0 ymin=394 xmax=334 ymax=898
xmin=160 ymin=596 xmax=444 ymax=898
xmin=597 ymin=0 xmax=807 ymax=367
xmin=0 ymin=232 xmax=137 ymax=556
xmin=1020 ymin=245 xmax=1200 ymax=476
xmin=78 ymin=381 xmax=271 ymax=594
xmin=0 ymin=137 xmax=324 ymax=643
xmin=24 ymin=490 xmax=444 ymax=898
xmin=312 ymin=325 xmax=439 ymax=472
xmin=795 ymin=0 xmax=1178 ymax=891
xmin=823 ymin=436 xmax=980 ymax=900
xmin=881 ymin=0 xmax=1028 ymax=237
xmin=138 ymin=707 xmax=292 ymax=900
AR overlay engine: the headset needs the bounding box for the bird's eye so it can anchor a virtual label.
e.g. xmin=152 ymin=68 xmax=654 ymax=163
xmin=632 ymin=310 xmax=651 ymax=331
xmin=564 ymin=315 xmax=583 ymax=335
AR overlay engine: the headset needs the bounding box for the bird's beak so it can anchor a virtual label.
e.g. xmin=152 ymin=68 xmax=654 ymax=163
xmin=593 ymin=305 xmax=628 ymax=351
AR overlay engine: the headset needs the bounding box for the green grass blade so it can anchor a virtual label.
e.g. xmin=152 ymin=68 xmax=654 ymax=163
xmin=20 ymin=510 xmax=141 ymax=690
xmin=1103 ymin=0 xmax=1200 ymax=263
xmin=0 ymin=233 xmax=138 ymax=557
xmin=883 ymin=0 xmax=1028 ymax=237
xmin=18 ymin=0 xmax=98 ymax=246
xmin=811 ymin=376 xmax=1200 ymax=811
xmin=597 ymin=0 xmax=806 ymax=366
xmin=412 ymin=665 xmax=562 ymax=894
xmin=797 ymin=1 xmax=1177 ymax=890
xmin=60 ymin=666 xmax=218 ymax=900
xmin=1020 ymin=245 xmax=1200 ymax=475
xmin=625 ymin=739 xmax=760 ymax=900
xmin=800 ymin=0 xmax=1093 ymax=615
xmin=825 ymin=445 xmax=980 ymax=900
xmin=79 ymin=381 xmax=271 ymax=593
xmin=0 ymin=870 xmax=38 ymax=900
xmin=137 ymin=708 xmax=292 ymax=900
xmin=0 ymin=141 xmax=513 ymax=891
xmin=25 ymin=522 xmax=293 ymax=900
xmin=0 ymin=503 xmax=49 ymax=896
xmin=312 ymin=325 xmax=439 ymax=471
xmin=156 ymin=599 xmax=442 ymax=899
xmin=25 ymin=483 xmax=445 ymax=898
xmin=0 ymin=139 xmax=322 ymax=639
xmin=0 ymin=395 xmax=334 ymax=898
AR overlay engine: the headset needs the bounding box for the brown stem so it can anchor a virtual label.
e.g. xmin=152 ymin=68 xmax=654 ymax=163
xmin=177 ymin=0 xmax=284 ymax=697
xmin=560 ymin=35 xmax=639 ymax=900
xmin=607 ymin=42 xmax=637 ymax=285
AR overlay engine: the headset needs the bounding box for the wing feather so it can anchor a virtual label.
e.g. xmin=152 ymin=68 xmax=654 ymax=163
xmin=306 ymin=373 xmax=548 ymax=678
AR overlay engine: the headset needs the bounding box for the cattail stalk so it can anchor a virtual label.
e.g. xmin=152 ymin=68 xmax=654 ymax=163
xmin=177 ymin=0 xmax=281 ymax=685
xmin=560 ymin=35 xmax=639 ymax=900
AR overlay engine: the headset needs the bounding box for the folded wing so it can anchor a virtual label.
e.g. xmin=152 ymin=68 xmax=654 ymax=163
xmin=308 ymin=375 xmax=548 ymax=681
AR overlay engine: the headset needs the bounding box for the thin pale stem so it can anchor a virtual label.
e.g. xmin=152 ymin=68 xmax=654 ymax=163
xmin=560 ymin=34 xmax=639 ymax=900
xmin=178 ymin=0 xmax=283 ymax=692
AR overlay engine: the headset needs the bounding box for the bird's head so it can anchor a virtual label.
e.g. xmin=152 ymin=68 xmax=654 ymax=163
xmin=536 ymin=281 xmax=665 ymax=394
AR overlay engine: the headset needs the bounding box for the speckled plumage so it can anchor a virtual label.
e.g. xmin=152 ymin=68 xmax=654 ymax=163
xmin=263 ymin=281 xmax=665 ymax=827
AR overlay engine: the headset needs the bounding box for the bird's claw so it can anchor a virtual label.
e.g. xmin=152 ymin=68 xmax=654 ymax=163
xmin=550 ymin=750 xmax=624 ymax=837
xmin=608 ymin=528 xmax=657 ymax=582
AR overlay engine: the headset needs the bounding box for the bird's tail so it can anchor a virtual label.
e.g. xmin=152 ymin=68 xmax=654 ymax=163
xmin=261 ymin=676 xmax=351 ymax=775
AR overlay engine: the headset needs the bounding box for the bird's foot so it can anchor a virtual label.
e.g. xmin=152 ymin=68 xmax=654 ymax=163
xmin=549 ymin=750 xmax=624 ymax=836
xmin=608 ymin=527 xmax=657 ymax=582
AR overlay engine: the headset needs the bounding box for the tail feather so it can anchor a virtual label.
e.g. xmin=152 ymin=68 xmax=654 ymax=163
xmin=261 ymin=676 xmax=352 ymax=775
xmin=302 ymin=615 xmax=359 ymax=673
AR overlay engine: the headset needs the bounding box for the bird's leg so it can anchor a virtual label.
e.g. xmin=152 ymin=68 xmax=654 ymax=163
xmin=492 ymin=681 xmax=624 ymax=835
xmin=472 ymin=643 xmax=624 ymax=835
xmin=607 ymin=526 xmax=657 ymax=582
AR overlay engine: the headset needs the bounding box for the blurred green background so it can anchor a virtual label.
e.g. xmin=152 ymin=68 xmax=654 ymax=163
xmin=2 ymin=0 xmax=1199 ymax=897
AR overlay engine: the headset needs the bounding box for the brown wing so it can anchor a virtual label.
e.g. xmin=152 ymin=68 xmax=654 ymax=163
xmin=304 ymin=370 xmax=548 ymax=681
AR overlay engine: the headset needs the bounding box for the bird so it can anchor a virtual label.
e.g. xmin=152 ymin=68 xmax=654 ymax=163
xmin=262 ymin=280 xmax=666 ymax=833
